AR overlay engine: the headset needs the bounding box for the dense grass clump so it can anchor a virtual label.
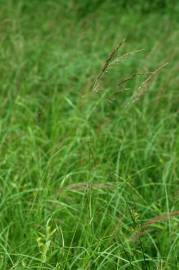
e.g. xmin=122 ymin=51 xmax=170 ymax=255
xmin=0 ymin=1 xmax=179 ymax=269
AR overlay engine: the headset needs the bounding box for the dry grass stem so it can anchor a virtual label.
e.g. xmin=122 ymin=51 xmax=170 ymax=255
xmin=131 ymin=62 xmax=168 ymax=103
xmin=92 ymin=40 xmax=125 ymax=91
xmin=130 ymin=210 xmax=179 ymax=242
xmin=59 ymin=182 xmax=114 ymax=192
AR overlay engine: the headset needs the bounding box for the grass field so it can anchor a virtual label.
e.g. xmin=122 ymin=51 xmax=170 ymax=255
xmin=0 ymin=1 xmax=179 ymax=269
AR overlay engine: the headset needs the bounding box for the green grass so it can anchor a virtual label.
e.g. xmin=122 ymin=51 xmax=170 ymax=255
xmin=0 ymin=1 xmax=179 ymax=269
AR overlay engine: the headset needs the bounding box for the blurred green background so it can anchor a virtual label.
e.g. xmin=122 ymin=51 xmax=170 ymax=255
xmin=0 ymin=1 xmax=179 ymax=269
